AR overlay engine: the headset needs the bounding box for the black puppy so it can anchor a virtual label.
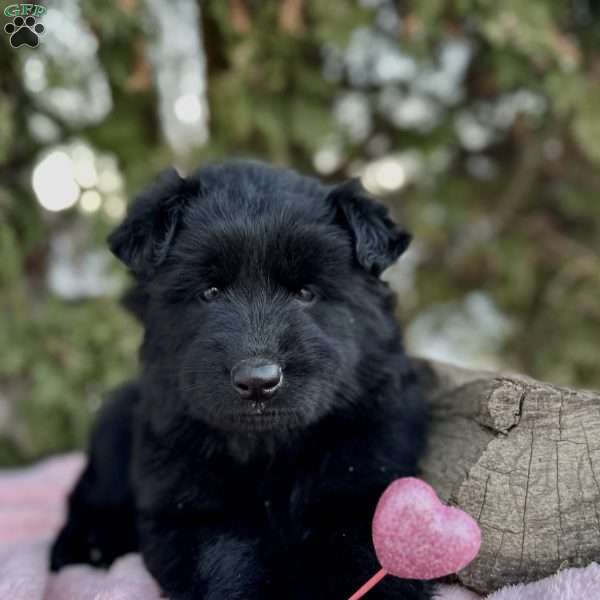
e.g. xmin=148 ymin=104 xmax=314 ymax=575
xmin=51 ymin=161 xmax=431 ymax=600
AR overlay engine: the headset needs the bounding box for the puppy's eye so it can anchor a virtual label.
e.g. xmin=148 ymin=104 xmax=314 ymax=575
xmin=296 ymin=288 xmax=316 ymax=304
xmin=201 ymin=286 xmax=220 ymax=302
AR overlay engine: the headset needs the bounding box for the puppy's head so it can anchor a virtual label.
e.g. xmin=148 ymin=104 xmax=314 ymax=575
xmin=109 ymin=161 xmax=410 ymax=434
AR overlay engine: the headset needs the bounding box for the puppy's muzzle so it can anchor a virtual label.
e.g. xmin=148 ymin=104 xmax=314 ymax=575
xmin=231 ymin=358 xmax=283 ymax=400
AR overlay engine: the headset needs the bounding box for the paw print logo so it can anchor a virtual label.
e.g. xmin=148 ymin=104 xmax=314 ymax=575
xmin=4 ymin=16 xmax=45 ymax=48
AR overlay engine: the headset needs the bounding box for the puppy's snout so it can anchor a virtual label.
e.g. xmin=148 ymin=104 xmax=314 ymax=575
xmin=231 ymin=358 xmax=283 ymax=400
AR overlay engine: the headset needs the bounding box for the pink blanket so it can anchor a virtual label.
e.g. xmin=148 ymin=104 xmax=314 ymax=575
xmin=0 ymin=454 xmax=597 ymax=600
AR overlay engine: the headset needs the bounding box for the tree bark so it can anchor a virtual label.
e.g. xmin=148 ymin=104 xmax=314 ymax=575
xmin=414 ymin=358 xmax=600 ymax=594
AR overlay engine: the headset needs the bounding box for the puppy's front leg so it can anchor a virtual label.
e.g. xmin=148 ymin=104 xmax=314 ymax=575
xmin=50 ymin=386 xmax=138 ymax=570
xmin=138 ymin=515 xmax=286 ymax=600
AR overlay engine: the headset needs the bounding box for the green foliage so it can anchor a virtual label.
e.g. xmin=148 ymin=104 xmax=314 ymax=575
xmin=1 ymin=0 xmax=599 ymax=465
xmin=0 ymin=295 xmax=140 ymax=464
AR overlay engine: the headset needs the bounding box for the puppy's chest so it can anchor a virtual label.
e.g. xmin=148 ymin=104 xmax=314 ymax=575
xmin=254 ymin=467 xmax=315 ymax=530
xmin=177 ymin=458 xmax=326 ymax=537
xmin=212 ymin=460 xmax=317 ymax=531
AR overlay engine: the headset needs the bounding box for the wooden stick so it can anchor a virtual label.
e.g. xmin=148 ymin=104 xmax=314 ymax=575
xmin=348 ymin=568 xmax=387 ymax=600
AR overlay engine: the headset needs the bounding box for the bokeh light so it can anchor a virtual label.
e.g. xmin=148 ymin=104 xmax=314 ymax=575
xmin=79 ymin=190 xmax=102 ymax=213
xmin=32 ymin=151 xmax=80 ymax=212
xmin=174 ymin=94 xmax=204 ymax=124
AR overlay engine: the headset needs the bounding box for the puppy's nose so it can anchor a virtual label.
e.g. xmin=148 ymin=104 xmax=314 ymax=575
xmin=231 ymin=358 xmax=283 ymax=399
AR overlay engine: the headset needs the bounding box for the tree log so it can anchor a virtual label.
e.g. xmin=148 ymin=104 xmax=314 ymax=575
xmin=414 ymin=358 xmax=600 ymax=594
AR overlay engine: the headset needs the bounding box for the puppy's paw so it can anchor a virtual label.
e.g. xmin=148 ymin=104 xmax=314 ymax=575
xmin=50 ymin=523 xmax=95 ymax=571
xmin=50 ymin=521 xmax=121 ymax=571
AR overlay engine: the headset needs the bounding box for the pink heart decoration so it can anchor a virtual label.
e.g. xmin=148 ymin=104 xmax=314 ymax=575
xmin=372 ymin=477 xmax=481 ymax=580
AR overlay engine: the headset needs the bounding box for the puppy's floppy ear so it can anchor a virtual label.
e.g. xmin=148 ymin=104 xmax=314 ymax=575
xmin=327 ymin=178 xmax=411 ymax=276
xmin=107 ymin=168 xmax=197 ymax=278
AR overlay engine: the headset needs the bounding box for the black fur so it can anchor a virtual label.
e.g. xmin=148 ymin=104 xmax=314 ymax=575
xmin=51 ymin=161 xmax=431 ymax=600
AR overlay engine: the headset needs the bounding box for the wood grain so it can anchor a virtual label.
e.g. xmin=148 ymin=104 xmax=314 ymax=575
xmin=415 ymin=359 xmax=600 ymax=593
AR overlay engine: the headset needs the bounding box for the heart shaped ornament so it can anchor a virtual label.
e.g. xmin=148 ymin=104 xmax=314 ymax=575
xmin=372 ymin=477 xmax=481 ymax=580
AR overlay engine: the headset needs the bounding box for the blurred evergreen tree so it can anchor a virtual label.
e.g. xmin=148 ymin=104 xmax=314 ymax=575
xmin=0 ymin=0 xmax=598 ymax=464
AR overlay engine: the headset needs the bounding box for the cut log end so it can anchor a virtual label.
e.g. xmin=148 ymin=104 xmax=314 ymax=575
xmin=415 ymin=358 xmax=600 ymax=594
